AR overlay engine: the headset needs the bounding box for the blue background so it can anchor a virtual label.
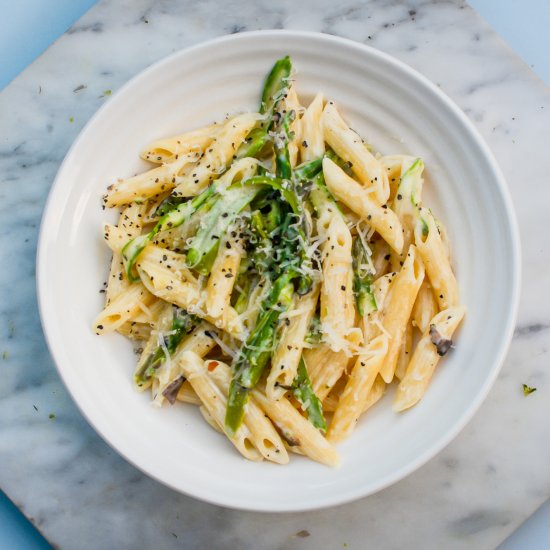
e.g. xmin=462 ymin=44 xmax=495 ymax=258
xmin=0 ymin=1 xmax=548 ymax=548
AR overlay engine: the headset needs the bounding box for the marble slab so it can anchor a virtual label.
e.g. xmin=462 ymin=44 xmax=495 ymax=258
xmin=0 ymin=0 xmax=549 ymax=548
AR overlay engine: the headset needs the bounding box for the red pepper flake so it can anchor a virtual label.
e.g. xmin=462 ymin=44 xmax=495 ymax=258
xmin=208 ymin=361 xmax=219 ymax=372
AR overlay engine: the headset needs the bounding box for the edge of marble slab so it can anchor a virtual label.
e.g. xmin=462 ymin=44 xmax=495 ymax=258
xmin=1 ymin=1 xmax=549 ymax=548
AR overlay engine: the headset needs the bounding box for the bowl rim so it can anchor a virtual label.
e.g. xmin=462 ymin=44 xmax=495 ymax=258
xmin=36 ymin=29 xmax=521 ymax=512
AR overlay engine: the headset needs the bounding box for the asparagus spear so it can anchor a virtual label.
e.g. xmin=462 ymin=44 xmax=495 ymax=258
xmin=122 ymin=183 xmax=217 ymax=281
xmin=260 ymin=55 xmax=292 ymax=116
xmin=273 ymin=109 xmax=295 ymax=179
xmin=292 ymin=358 xmax=327 ymax=432
xmin=249 ymin=209 xmax=273 ymax=276
xmin=293 ymin=157 xmax=323 ymax=182
xmin=134 ymin=308 xmax=199 ymax=386
xmin=244 ymin=175 xmax=314 ymax=294
xmin=153 ymin=195 xmax=185 ymax=217
xmin=244 ymin=175 xmax=300 ymax=213
xmin=352 ymin=237 xmax=376 ymax=316
xmin=186 ymin=184 xmax=264 ymax=275
xmin=234 ymin=56 xmax=292 ymax=161
xmin=264 ymin=200 xmax=283 ymax=234
xmin=236 ymin=127 xmax=270 ymax=159
xmin=225 ymin=271 xmax=296 ymax=435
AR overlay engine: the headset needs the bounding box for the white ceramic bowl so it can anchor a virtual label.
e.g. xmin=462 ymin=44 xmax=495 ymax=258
xmin=37 ymin=31 xmax=520 ymax=511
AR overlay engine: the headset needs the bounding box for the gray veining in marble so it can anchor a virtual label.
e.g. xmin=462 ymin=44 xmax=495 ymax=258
xmin=0 ymin=0 xmax=549 ymax=548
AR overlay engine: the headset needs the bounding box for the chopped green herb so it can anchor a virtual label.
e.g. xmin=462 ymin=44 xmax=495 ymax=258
xmin=2 ymin=351 xmax=8 ymax=360
xmin=48 ymin=413 xmax=56 ymax=420
xmin=103 ymin=89 xmax=112 ymax=96
xmin=69 ymin=117 xmax=74 ymax=123
xmin=522 ymin=384 xmax=536 ymax=396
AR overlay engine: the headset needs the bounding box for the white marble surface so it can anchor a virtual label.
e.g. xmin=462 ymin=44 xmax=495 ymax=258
xmin=0 ymin=0 xmax=548 ymax=548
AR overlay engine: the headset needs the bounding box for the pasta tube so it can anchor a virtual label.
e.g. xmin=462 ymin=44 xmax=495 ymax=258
xmin=323 ymin=157 xmax=404 ymax=254
xmin=299 ymin=92 xmax=325 ymax=162
xmin=252 ymin=388 xmax=340 ymax=467
xmin=414 ymin=208 xmax=459 ymax=310
xmin=327 ymin=334 xmax=389 ymax=442
xmin=178 ymin=351 xmax=262 ymax=461
xmin=393 ymin=306 xmax=466 ymax=411
xmin=322 ymin=102 xmax=389 ymax=205
xmin=379 ymin=245 xmax=425 ymax=383
xmin=172 ymin=113 xmax=259 ymax=197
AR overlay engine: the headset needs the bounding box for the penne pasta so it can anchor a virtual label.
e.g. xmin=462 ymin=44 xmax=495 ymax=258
xmin=362 ymin=272 xmax=394 ymax=344
xmin=305 ymin=345 xmax=351 ymax=402
xmin=140 ymin=123 xmax=220 ymax=164
xmin=252 ymin=388 xmax=340 ymax=467
xmin=327 ymin=334 xmax=389 ymax=442
xmin=394 ymin=319 xmax=413 ymax=381
xmin=171 ymin=113 xmax=259 ymax=197
xmin=105 ymin=202 xmax=148 ymax=305
xmin=414 ymin=208 xmax=459 ymax=310
xmin=178 ymin=351 xmax=262 ymax=461
xmin=412 ymin=280 xmax=439 ymax=333
xmin=379 ymin=245 xmax=425 ymax=383
xmin=317 ymin=203 xmax=358 ymax=354
xmin=106 ymin=152 xmax=201 ymax=207
xmin=299 ymin=92 xmax=325 ymax=162
xmin=95 ymin=283 xmax=155 ymax=334
xmin=323 ymin=157 xmax=404 ymax=254
xmin=393 ymin=306 xmax=466 ymax=411
xmin=136 ymin=245 xmax=244 ymax=338
xmin=323 ymin=374 xmax=385 ymax=414
xmin=322 ymin=102 xmax=389 ymax=205
xmin=208 ymin=361 xmax=289 ymax=464
xmin=205 ymin=233 xmax=244 ymax=320
xmin=284 ymin=86 xmax=303 ymax=168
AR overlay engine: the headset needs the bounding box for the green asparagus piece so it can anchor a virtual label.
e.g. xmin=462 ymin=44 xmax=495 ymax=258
xmin=236 ymin=127 xmax=270 ymax=159
xmin=293 ymin=157 xmax=323 ymax=182
xmin=244 ymin=175 xmax=313 ymax=294
xmin=249 ymin=209 xmax=273 ymax=275
xmin=244 ymin=175 xmax=300 ymax=213
xmin=233 ymin=56 xmax=293 ymax=163
xmin=325 ymin=148 xmax=354 ymax=176
xmin=309 ymin=171 xmax=344 ymax=218
xmin=273 ymin=109 xmax=295 ymax=179
xmin=225 ymin=271 xmax=296 ymax=435
xmin=260 ymin=55 xmax=292 ymax=116
xmin=122 ymin=184 xmax=218 ymax=281
xmin=225 ymin=380 xmax=250 ymax=435
xmin=397 ymin=157 xmax=424 ymax=206
xmin=352 ymin=237 xmax=376 ymax=317
xmin=134 ymin=308 xmax=199 ymax=386
xmin=186 ymin=184 xmax=264 ymax=275
xmin=153 ymin=195 xmax=185 ymax=217
xmin=305 ymin=313 xmax=322 ymax=345
xmin=292 ymin=358 xmax=327 ymax=432
xmin=233 ymin=258 xmax=255 ymax=314
xmin=264 ymin=200 xmax=283 ymax=234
